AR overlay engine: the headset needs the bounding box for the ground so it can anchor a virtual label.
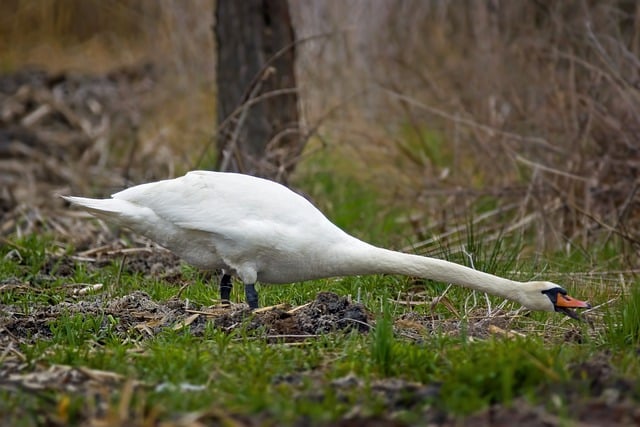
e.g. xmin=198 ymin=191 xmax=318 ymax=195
xmin=2 ymin=247 xmax=639 ymax=425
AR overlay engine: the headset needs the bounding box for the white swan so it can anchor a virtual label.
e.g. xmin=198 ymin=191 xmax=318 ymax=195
xmin=62 ymin=170 xmax=590 ymax=318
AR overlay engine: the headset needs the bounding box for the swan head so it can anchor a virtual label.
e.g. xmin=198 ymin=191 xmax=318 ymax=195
xmin=520 ymin=281 xmax=591 ymax=319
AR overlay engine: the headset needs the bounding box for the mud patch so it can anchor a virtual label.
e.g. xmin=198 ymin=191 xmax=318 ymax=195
xmin=0 ymin=291 xmax=371 ymax=345
xmin=297 ymin=291 xmax=370 ymax=333
xmin=0 ymin=291 xmax=187 ymax=342
xmin=451 ymin=353 xmax=640 ymax=427
xmin=329 ymin=374 xmax=441 ymax=416
xmin=212 ymin=291 xmax=370 ymax=337
xmin=1 ymin=289 xmax=638 ymax=426
xmin=458 ymin=395 xmax=640 ymax=427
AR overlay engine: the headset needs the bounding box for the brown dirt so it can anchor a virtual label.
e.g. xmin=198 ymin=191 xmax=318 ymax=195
xmin=0 ymin=247 xmax=617 ymax=426
xmin=1 ymin=263 xmax=636 ymax=426
xmin=0 ymin=287 xmax=371 ymax=344
xmin=285 ymin=365 xmax=640 ymax=427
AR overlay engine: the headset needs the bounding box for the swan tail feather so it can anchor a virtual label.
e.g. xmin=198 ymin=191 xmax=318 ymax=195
xmin=61 ymin=196 xmax=144 ymax=223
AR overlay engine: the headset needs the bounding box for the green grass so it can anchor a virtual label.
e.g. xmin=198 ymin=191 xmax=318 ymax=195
xmin=371 ymin=300 xmax=395 ymax=377
xmin=603 ymin=282 xmax=640 ymax=349
xmin=1 ymin=185 xmax=638 ymax=425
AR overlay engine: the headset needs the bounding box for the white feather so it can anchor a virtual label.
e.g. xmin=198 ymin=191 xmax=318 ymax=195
xmin=63 ymin=170 xmax=590 ymax=313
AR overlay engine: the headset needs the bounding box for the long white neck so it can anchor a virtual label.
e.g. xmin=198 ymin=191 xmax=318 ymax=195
xmin=328 ymin=239 xmax=525 ymax=303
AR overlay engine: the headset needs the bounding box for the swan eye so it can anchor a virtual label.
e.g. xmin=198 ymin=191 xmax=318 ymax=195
xmin=541 ymin=287 xmax=567 ymax=297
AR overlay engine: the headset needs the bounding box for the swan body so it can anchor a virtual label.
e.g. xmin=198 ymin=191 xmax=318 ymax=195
xmin=63 ymin=170 xmax=590 ymax=317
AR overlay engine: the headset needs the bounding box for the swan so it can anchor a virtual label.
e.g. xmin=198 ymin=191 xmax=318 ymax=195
xmin=62 ymin=170 xmax=590 ymax=318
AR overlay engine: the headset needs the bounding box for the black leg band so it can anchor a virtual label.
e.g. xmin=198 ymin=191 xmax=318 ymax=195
xmin=245 ymin=283 xmax=259 ymax=310
xmin=220 ymin=274 xmax=232 ymax=305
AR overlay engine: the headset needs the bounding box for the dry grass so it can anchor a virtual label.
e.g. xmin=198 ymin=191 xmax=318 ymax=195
xmin=290 ymin=1 xmax=640 ymax=261
xmin=1 ymin=1 xmax=638 ymax=262
xmin=0 ymin=0 xmax=216 ymax=178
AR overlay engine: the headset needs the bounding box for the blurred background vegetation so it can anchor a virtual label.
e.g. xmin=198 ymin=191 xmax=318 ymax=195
xmin=1 ymin=0 xmax=638 ymax=263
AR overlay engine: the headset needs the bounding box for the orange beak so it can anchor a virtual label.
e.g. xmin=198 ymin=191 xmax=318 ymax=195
xmin=555 ymin=294 xmax=591 ymax=309
xmin=554 ymin=293 xmax=591 ymax=320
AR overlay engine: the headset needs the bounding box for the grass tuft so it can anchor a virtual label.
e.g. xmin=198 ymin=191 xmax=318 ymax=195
xmin=604 ymin=283 xmax=640 ymax=348
xmin=370 ymin=301 xmax=395 ymax=377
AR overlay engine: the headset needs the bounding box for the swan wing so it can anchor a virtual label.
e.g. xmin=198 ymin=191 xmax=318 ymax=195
xmin=111 ymin=171 xmax=333 ymax=241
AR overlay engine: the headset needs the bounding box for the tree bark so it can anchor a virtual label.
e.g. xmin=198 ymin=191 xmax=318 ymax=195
xmin=214 ymin=0 xmax=301 ymax=182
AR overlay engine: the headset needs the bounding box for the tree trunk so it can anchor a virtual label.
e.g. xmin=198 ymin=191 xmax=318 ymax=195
xmin=214 ymin=0 xmax=302 ymax=182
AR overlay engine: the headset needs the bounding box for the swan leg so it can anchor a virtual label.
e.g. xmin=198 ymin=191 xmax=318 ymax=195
xmin=244 ymin=283 xmax=259 ymax=309
xmin=219 ymin=273 xmax=233 ymax=305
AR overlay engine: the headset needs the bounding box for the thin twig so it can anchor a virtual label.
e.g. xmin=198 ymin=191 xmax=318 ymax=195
xmin=381 ymin=88 xmax=563 ymax=153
